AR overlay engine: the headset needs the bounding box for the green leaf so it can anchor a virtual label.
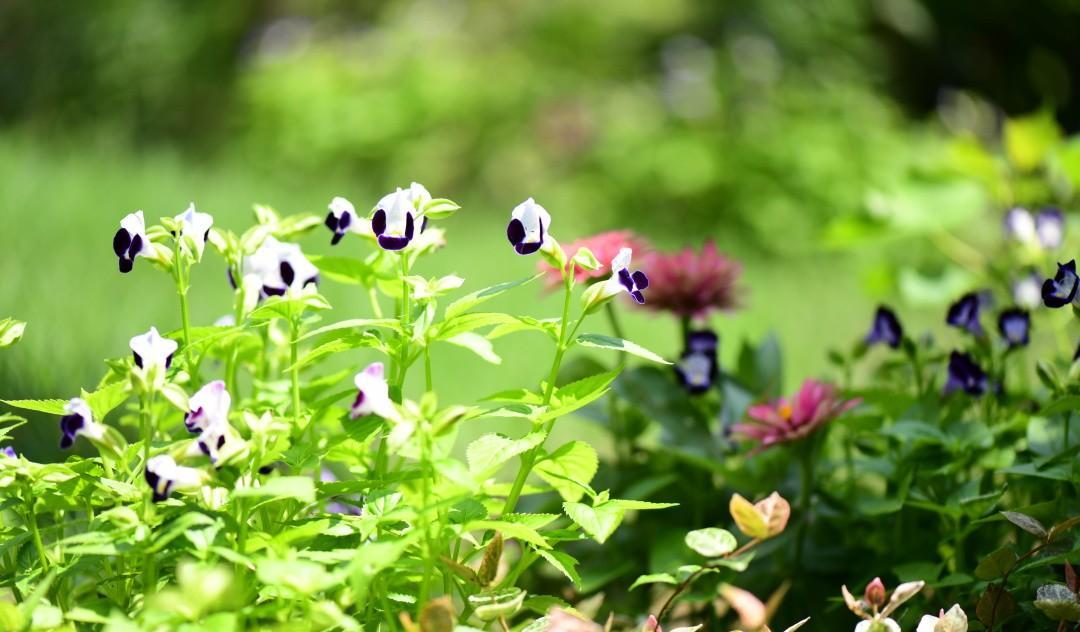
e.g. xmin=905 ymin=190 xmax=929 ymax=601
xmin=81 ymin=381 xmax=130 ymax=421
xmin=563 ymin=501 xmax=625 ymax=544
xmin=1005 ymin=110 xmax=1062 ymax=171
xmin=436 ymin=312 xmax=522 ymax=340
xmin=257 ymin=558 xmax=335 ymax=596
xmin=465 ymin=520 xmax=550 ymax=549
xmin=1041 ymin=396 xmax=1080 ymax=417
xmin=2 ymin=398 xmax=68 ymax=415
xmin=235 ymin=476 xmax=316 ymax=504
xmin=469 ymin=587 xmax=526 ymax=621
xmin=289 ymin=333 xmax=384 ymax=371
xmin=685 ymin=528 xmax=737 ymax=557
xmin=1001 ymin=511 xmax=1049 ymax=538
xmin=466 ymin=432 xmax=546 ymax=477
xmin=540 ymin=371 xmax=618 ymax=423
xmin=574 ymin=333 xmax=670 ymax=364
xmin=974 ymin=546 xmax=1017 ymax=581
xmin=443 ymin=333 xmax=501 ymax=364
xmin=423 ymin=198 xmax=461 ymax=220
xmin=300 ymin=318 xmax=400 ymax=341
xmin=534 ymin=548 xmax=581 ymax=586
xmin=445 ymin=275 xmax=542 ymax=319
xmin=629 ymin=573 xmax=678 ymax=590
xmin=0 ymin=318 xmax=26 ymax=348
xmin=535 ymin=441 xmax=599 ymax=502
xmin=309 ymin=255 xmax=377 ymax=286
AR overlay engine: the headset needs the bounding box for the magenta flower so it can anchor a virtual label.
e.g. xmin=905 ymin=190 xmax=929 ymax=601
xmin=641 ymin=241 xmax=742 ymax=318
xmin=732 ymin=380 xmax=859 ymax=452
xmin=539 ymin=230 xmax=651 ymax=288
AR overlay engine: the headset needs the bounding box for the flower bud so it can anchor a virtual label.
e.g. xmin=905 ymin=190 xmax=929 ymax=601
xmin=865 ymin=577 xmax=887 ymax=608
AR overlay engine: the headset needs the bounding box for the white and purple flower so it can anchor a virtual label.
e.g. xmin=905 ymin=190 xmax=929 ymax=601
xmin=371 ymin=183 xmax=431 ymax=251
xmin=242 ymin=236 xmax=320 ymax=298
xmin=325 ymin=197 xmax=360 ymax=246
xmin=185 ymin=380 xmax=231 ymax=433
xmin=174 ymin=203 xmax=214 ymax=260
xmin=1042 ymin=260 xmax=1080 ymax=308
xmin=944 ymin=351 xmax=988 ymax=396
xmin=130 ymin=327 xmax=178 ymax=372
xmin=945 ymin=292 xmax=983 ymax=336
xmin=609 ymin=248 xmax=649 ymax=304
xmin=59 ymin=397 xmax=104 ymax=449
xmin=865 ymin=306 xmax=903 ymax=349
xmin=112 ymin=211 xmax=148 ymax=274
xmin=506 ymin=198 xmax=552 ymax=256
xmin=1005 ymin=206 xmax=1065 ymax=250
xmin=144 ymin=454 xmax=205 ymax=502
xmin=674 ymin=330 xmax=719 ymax=394
xmin=350 ymin=362 xmax=396 ymax=420
xmin=998 ymin=308 xmax=1030 ymax=348
xmin=1012 ymin=271 xmax=1043 ymax=309
xmin=0 ymin=446 xmax=15 ymax=458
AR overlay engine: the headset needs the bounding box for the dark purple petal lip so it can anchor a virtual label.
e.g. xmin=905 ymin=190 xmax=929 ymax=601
xmin=866 ymin=305 xmax=903 ymax=349
xmin=378 ymin=235 xmax=411 ymax=251
xmin=946 ymin=292 xmax=983 ymax=336
xmin=997 ymin=308 xmax=1030 ymax=348
xmin=371 ymin=209 xmax=387 ymax=236
xmin=1042 ymin=260 xmax=1079 ymax=308
xmin=944 ymin=350 xmax=988 ymax=396
xmin=133 ymin=352 xmax=143 ymax=368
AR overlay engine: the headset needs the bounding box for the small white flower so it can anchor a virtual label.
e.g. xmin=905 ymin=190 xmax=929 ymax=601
xmin=129 ymin=326 xmax=179 ymax=372
xmin=175 ymin=203 xmax=214 ymax=260
xmin=242 ymin=236 xmax=320 ymax=298
xmin=1036 ymin=208 xmax=1065 ymax=249
xmin=916 ymin=604 xmax=968 ymax=632
xmin=59 ymin=397 xmax=104 ymax=449
xmin=185 ymin=380 xmax=231 ymax=434
xmin=325 ymin=196 xmax=362 ymax=246
xmin=506 ymin=198 xmax=551 ymax=255
xmin=1013 ymin=272 xmax=1042 ymax=309
xmin=606 ymin=248 xmax=649 ymax=304
xmin=1004 ymin=207 xmax=1037 ymax=243
xmin=854 ymin=619 xmax=900 ymax=632
xmin=113 ymin=210 xmax=149 ymax=273
xmin=372 ymin=188 xmax=418 ymax=251
xmin=351 ymin=362 xmax=397 ymax=420
xmin=145 ymin=454 xmax=205 ymax=502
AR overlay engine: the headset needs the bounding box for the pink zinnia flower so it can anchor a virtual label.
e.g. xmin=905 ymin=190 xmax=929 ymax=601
xmin=641 ymin=241 xmax=742 ymax=318
xmin=732 ymin=380 xmax=859 ymax=452
xmin=538 ymin=230 xmax=651 ymax=288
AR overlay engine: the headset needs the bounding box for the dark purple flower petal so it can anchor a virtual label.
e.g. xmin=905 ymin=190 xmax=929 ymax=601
xmin=1043 ymin=260 xmax=1079 ymax=308
xmin=998 ymin=308 xmax=1030 ymax=348
xmin=946 ymin=292 xmax=983 ymax=336
xmin=866 ymin=305 xmax=903 ymax=349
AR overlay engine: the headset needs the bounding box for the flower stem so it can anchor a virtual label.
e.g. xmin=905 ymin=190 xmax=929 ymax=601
xmin=139 ymin=392 xmax=157 ymax=600
xmin=502 ymin=273 xmax=575 ymax=516
xmin=794 ymin=440 xmax=816 ymax=571
xmin=290 ymin=317 xmax=302 ymax=433
xmin=24 ymin=494 xmax=49 ymax=571
xmin=396 ymin=253 xmax=412 ymax=397
xmin=172 ymin=239 xmax=192 ymax=350
xmin=604 ymin=302 xmax=627 ymax=466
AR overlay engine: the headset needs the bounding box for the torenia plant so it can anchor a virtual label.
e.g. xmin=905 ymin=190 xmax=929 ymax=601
xmin=0 ymin=186 xmax=673 ymax=630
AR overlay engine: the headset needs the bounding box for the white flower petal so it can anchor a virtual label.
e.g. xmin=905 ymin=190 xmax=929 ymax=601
xmin=129 ymin=326 xmax=179 ymax=372
xmin=351 ymin=362 xmax=396 ymax=420
xmin=510 ymin=198 xmax=551 ymax=244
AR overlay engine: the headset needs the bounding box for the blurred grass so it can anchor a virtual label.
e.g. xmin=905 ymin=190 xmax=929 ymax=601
xmin=0 ymin=132 xmax=874 ymax=460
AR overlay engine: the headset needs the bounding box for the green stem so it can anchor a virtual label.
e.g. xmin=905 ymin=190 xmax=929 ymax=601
xmin=417 ymin=431 xmax=435 ymax=616
xmin=794 ymin=442 xmax=816 ymax=571
xmin=173 ymin=239 xmax=192 ymax=350
xmin=139 ymin=392 xmax=157 ymax=601
xmin=290 ymin=317 xmax=303 ymax=437
xmin=424 ymin=347 xmax=433 ymax=393
xmin=501 ymin=273 xmax=576 ymax=517
xmin=25 ymin=495 xmax=49 ymax=571
xmin=368 ymin=286 xmax=384 ymax=319
xmin=604 ymin=303 xmax=627 ymax=466
xmin=396 ymin=253 xmax=412 ymax=397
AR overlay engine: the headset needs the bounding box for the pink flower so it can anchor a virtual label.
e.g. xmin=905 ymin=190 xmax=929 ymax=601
xmin=732 ymin=380 xmax=859 ymax=452
xmin=539 ymin=230 xmax=651 ymax=288
xmin=640 ymin=241 xmax=742 ymax=318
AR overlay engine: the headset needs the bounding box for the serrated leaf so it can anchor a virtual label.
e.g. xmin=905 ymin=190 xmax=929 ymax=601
xmin=535 ymin=548 xmax=581 ymax=587
xmin=535 ymin=441 xmax=599 ymax=502
xmin=2 ymin=398 xmax=69 ymax=415
xmin=466 ymin=432 xmax=546 ymax=477
xmin=574 ymin=333 xmax=671 ymax=364
xmin=464 ymin=521 xmax=549 ymax=549
xmin=300 ymin=318 xmax=400 ymax=342
xmin=563 ymin=501 xmax=624 ymax=544
xmin=685 ymin=528 xmax=737 ymax=558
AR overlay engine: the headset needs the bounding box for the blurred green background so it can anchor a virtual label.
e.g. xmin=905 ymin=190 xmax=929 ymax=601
xmin=3 ymin=0 xmax=1080 ymax=461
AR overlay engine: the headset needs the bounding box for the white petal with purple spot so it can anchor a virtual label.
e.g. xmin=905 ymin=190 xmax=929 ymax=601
xmin=129 ymin=327 xmax=178 ymax=372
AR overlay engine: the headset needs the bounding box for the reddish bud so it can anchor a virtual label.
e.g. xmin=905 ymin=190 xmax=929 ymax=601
xmin=1067 ymin=561 xmax=1079 ymax=595
xmin=865 ymin=577 xmax=887 ymax=608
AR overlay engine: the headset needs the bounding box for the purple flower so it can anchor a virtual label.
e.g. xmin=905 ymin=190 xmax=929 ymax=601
xmin=1 ymin=446 xmax=16 ymax=458
xmin=1036 ymin=207 xmax=1065 ymax=249
xmin=351 ymin=362 xmax=397 ymax=420
xmin=946 ymin=293 xmax=983 ymax=336
xmin=610 ymin=248 xmax=648 ymax=304
xmin=59 ymin=398 xmax=104 ymax=449
xmin=1042 ymin=260 xmax=1079 ymax=308
xmin=325 ymin=197 xmax=358 ymax=246
xmin=372 ymin=184 xmax=430 ymax=251
xmin=112 ymin=211 xmax=148 ymax=274
xmin=998 ymin=308 xmax=1030 ymax=348
xmin=506 ymin=198 xmax=551 ymax=255
xmin=866 ymin=306 xmax=903 ymax=349
xmin=944 ymin=351 xmax=988 ymax=396
xmin=1012 ymin=271 xmax=1043 ymax=309
xmin=144 ymin=454 xmax=203 ymax=502
xmin=674 ymin=330 xmax=719 ymax=394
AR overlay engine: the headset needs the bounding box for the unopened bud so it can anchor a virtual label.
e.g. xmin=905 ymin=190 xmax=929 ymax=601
xmin=865 ymin=577 xmax=887 ymax=608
